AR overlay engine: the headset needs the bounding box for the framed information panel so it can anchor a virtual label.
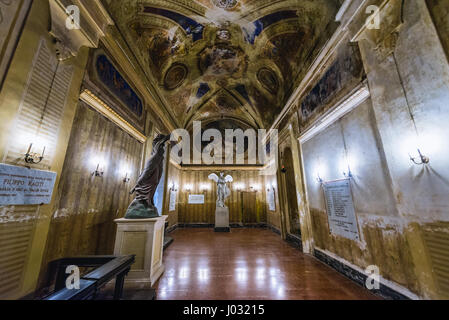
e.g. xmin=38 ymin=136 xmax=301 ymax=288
xmin=267 ymin=189 xmax=276 ymax=211
xmin=169 ymin=190 xmax=177 ymax=212
xmin=322 ymin=179 xmax=360 ymax=241
xmin=188 ymin=194 xmax=205 ymax=204
xmin=0 ymin=163 xmax=57 ymax=205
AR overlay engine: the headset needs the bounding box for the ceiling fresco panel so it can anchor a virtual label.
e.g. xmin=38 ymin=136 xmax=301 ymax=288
xmin=102 ymin=0 xmax=343 ymax=130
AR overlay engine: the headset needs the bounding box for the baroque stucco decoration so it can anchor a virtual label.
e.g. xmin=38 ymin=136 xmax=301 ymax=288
xmin=49 ymin=0 xmax=114 ymax=60
xmin=103 ymin=0 xmax=341 ymax=131
xmin=164 ymin=63 xmax=189 ymax=90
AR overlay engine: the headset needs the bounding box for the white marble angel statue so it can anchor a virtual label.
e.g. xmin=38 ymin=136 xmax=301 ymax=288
xmin=208 ymin=172 xmax=233 ymax=208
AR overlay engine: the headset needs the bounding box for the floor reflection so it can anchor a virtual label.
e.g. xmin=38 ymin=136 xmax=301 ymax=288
xmin=155 ymin=228 xmax=379 ymax=300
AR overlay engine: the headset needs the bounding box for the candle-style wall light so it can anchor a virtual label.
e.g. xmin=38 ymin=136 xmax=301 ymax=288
xmin=341 ymin=154 xmax=354 ymax=179
xmin=123 ymin=172 xmax=130 ymax=183
xmin=92 ymin=163 xmax=104 ymax=177
xmin=24 ymin=143 xmax=46 ymax=164
xmin=409 ymin=148 xmax=430 ymax=165
xmin=119 ymin=162 xmax=131 ymax=183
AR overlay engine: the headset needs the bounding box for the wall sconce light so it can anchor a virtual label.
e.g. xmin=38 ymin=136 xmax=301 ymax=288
xmin=340 ymin=153 xmax=355 ymax=179
xmin=410 ymin=149 xmax=430 ymax=165
xmin=123 ymin=172 xmax=130 ymax=183
xmin=200 ymin=184 xmax=210 ymax=191
xmin=92 ymin=164 xmax=104 ymax=177
xmin=185 ymin=184 xmax=193 ymax=192
xmin=234 ymin=183 xmax=245 ymax=191
xmin=315 ymin=160 xmax=326 ymax=184
xmin=342 ymin=165 xmax=353 ymax=179
xmin=24 ymin=143 xmax=46 ymax=164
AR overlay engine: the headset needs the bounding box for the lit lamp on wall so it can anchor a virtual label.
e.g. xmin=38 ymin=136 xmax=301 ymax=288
xmin=200 ymin=184 xmax=210 ymax=192
xmin=409 ymin=149 xmax=430 ymax=165
xmin=119 ymin=162 xmax=131 ymax=183
xmin=24 ymin=143 xmax=46 ymax=164
xmin=91 ymin=156 xmax=105 ymax=177
xmin=170 ymin=183 xmax=178 ymax=192
xmin=123 ymin=172 xmax=131 ymax=183
xmin=185 ymin=184 xmax=193 ymax=192
xmin=315 ymin=165 xmax=325 ymax=184
xmin=340 ymin=153 xmax=355 ymax=179
xmin=234 ymin=183 xmax=245 ymax=191
xmin=92 ymin=164 xmax=104 ymax=177
xmin=403 ymin=134 xmax=433 ymax=166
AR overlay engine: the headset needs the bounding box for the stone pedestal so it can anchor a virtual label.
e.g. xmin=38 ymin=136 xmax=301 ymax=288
xmin=114 ymin=216 xmax=167 ymax=286
xmin=214 ymin=207 xmax=230 ymax=232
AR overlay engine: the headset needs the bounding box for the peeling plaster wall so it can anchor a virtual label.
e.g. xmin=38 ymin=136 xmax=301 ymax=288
xmin=298 ymin=0 xmax=449 ymax=299
xmin=303 ymin=98 xmax=420 ymax=294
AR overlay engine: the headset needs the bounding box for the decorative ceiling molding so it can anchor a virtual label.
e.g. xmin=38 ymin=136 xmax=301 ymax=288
xmin=102 ymin=0 xmax=341 ymax=132
xmin=49 ymin=0 xmax=114 ymax=60
xmin=138 ymin=0 xmax=207 ymax=17
xmin=80 ymin=89 xmax=147 ymax=143
xmin=299 ymin=83 xmax=370 ymax=144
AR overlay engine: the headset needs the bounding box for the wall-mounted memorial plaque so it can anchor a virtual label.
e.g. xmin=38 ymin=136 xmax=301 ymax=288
xmin=267 ymin=189 xmax=276 ymax=211
xmin=188 ymin=194 xmax=205 ymax=204
xmin=169 ymin=190 xmax=177 ymax=212
xmin=322 ymin=179 xmax=360 ymax=241
xmin=0 ymin=164 xmax=57 ymax=205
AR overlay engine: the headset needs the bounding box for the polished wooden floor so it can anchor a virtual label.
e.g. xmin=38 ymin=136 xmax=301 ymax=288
xmin=155 ymin=228 xmax=379 ymax=300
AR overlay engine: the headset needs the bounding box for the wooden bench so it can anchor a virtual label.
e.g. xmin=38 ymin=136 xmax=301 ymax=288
xmin=43 ymin=255 xmax=135 ymax=300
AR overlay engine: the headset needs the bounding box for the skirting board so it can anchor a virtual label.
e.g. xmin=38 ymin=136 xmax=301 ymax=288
xmin=286 ymin=233 xmax=303 ymax=251
xmin=314 ymin=249 xmax=420 ymax=300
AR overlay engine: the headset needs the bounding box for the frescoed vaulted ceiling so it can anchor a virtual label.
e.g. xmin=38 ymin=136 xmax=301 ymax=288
xmin=101 ymin=0 xmax=343 ymax=132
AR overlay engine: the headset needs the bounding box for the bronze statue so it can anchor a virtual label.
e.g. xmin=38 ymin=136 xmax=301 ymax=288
xmin=125 ymin=134 xmax=170 ymax=219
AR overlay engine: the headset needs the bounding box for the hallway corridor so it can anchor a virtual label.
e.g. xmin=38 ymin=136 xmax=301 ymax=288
xmin=155 ymin=229 xmax=378 ymax=300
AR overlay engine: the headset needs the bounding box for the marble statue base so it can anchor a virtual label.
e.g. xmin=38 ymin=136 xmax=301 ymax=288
xmin=214 ymin=207 xmax=230 ymax=232
xmin=114 ymin=216 xmax=167 ymax=286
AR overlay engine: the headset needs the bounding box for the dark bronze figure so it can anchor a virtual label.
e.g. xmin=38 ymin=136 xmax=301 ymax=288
xmin=125 ymin=134 xmax=170 ymax=219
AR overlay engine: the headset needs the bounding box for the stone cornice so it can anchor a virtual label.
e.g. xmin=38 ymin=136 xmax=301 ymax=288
xmin=80 ymin=89 xmax=147 ymax=143
xmin=49 ymin=0 xmax=114 ymax=60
